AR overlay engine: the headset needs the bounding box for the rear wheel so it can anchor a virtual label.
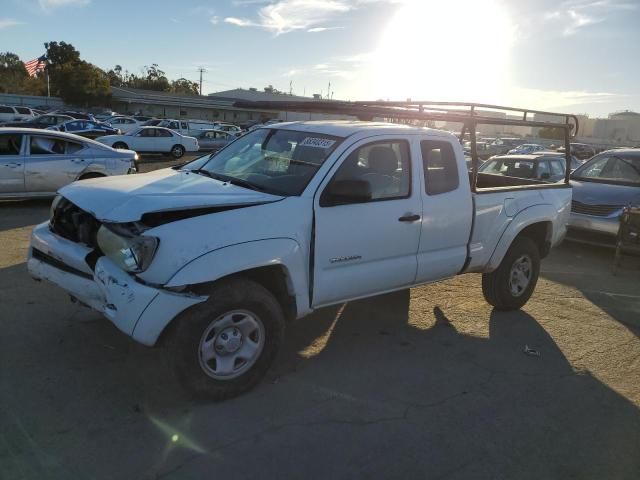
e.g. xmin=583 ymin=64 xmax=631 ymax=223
xmin=482 ymin=237 xmax=540 ymax=311
xmin=171 ymin=144 xmax=185 ymax=159
xmin=166 ymin=278 xmax=285 ymax=401
xmin=112 ymin=142 xmax=128 ymax=150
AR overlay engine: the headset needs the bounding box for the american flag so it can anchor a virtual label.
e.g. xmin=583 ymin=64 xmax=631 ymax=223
xmin=24 ymin=56 xmax=47 ymax=77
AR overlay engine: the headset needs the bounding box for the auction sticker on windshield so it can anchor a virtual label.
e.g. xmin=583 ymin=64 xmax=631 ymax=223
xmin=299 ymin=137 xmax=336 ymax=148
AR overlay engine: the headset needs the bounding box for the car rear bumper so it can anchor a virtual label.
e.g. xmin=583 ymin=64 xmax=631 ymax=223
xmin=28 ymin=222 xmax=206 ymax=346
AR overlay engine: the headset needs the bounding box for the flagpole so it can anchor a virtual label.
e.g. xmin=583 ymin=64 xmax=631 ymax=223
xmin=47 ymin=71 xmax=50 ymax=98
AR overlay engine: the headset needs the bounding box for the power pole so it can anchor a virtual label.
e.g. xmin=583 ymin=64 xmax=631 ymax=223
xmin=327 ymin=81 xmax=331 ymax=100
xmin=197 ymin=66 xmax=206 ymax=95
xmin=289 ymin=79 xmax=293 ymax=95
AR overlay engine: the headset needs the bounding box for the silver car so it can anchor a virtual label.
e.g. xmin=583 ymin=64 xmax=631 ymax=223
xmin=0 ymin=128 xmax=137 ymax=199
xmin=194 ymin=129 xmax=235 ymax=152
xmin=567 ymin=149 xmax=640 ymax=244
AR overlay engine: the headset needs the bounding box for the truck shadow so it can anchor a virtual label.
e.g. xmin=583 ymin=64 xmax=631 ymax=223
xmin=541 ymin=241 xmax=640 ymax=337
xmin=279 ymin=289 xmax=640 ymax=477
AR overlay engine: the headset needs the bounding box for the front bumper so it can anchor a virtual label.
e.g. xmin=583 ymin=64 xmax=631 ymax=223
xmin=28 ymin=222 xmax=206 ymax=346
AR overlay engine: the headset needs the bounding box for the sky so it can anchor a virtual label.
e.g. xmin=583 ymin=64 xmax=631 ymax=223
xmin=1 ymin=0 xmax=639 ymax=117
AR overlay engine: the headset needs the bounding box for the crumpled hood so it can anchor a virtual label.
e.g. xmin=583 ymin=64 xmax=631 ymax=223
xmin=570 ymin=179 xmax=640 ymax=206
xmin=59 ymin=168 xmax=283 ymax=222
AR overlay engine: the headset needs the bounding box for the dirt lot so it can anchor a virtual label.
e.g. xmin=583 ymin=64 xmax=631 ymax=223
xmin=1 ymin=157 xmax=639 ymax=479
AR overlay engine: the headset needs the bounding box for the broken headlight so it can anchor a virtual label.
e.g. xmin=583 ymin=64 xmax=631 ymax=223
xmin=49 ymin=194 xmax=62 ymax=221
xmin=96 ymin=225 xmax=158 ymax=273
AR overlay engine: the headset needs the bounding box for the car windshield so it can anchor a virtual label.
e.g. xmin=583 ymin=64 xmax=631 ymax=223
xmin=572 ymin=154 xmax=640 ymax=185
xmin=195 ymin=128 xmax=342 ymax=196
xmin=479 ymin=158 xmax=535 ymax=178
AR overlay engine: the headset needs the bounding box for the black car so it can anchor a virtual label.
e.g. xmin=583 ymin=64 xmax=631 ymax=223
xmin=50 ymin=119 xmax=120 ymax=139
xmin=54 ymin=111 xmax=96 ymax=121
xmin=0 ymin=114 xmax=74 ymax=129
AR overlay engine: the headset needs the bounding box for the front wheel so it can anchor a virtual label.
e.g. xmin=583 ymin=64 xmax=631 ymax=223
xmin=482 ymin=237 xmax=540 ymax=311
xmin=171 ymin=144 xmax=185 ymax=159
xmin=112 ymin=142 xmax=128 ymax=150
xmin=166 ymin=278 xmax=285 ymax=401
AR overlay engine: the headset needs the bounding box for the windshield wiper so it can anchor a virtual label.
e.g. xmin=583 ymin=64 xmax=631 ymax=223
xmin=194 ymin=170 xmax=267 ymax=192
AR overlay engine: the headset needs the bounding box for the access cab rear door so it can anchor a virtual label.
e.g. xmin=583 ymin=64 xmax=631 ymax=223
xmin=311 ymin=133 xmax=472 ymax=307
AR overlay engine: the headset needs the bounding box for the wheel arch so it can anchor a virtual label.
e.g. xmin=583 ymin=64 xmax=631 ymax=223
xmin=147 ymin=239 xmax=310 ymax=346
xmin=486 ymin=204 xmax=555 ymax=272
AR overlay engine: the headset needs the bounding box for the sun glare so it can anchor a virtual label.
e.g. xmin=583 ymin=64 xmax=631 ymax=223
xmin=370 ymin=0 xmax=516 ymax=103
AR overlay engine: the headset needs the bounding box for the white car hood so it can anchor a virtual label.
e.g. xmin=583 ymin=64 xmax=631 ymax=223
xmin=59 ymin=168 xmax=284 ymax=222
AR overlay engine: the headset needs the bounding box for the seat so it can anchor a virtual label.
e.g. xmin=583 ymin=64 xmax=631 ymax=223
xmin=362 ymin=146 xmax=400 ymax=198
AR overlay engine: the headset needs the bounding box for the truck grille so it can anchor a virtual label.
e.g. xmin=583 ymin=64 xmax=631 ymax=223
xmin=50 ymin=198 xmax=101 ymax=247
xmin=571 ymin=201 xmax=622 ymax=217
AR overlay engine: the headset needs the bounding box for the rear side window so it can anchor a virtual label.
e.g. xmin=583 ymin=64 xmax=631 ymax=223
xmin=0 ymin=106 xmax=15 ymax=114
xmin=30 ymin=136 xmax=83 ymax=155
xmin=421 ymin=140 xmax=459 ymax=195
xmin=0 ymin=134 xmax=23 ymax=155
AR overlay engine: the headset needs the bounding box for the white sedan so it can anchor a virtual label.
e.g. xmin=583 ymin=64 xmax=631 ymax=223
xmin=97 ymin=126 xmax=199 ymax=159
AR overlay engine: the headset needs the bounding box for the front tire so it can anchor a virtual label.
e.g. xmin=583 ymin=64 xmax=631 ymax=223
xmin=482 ymin=237 xmax=540 ymax=311
xmin=171 ymin=144 xmax=185 ymax=159
xmin=112 ymin=142 xmax=128 ymax=150
xmin=166 ymin=278 xmax=285 ymax=401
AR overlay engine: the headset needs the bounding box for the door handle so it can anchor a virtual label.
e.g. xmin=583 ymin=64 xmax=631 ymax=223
xmin=398 ymin=214 xmax=421 ymax=222
xmin=4 ymin=162 xmax=21 ymax=168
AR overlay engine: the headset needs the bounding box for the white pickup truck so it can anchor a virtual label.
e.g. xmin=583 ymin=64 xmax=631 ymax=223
xmin=28 ymin=108 xmax=572 ymax=400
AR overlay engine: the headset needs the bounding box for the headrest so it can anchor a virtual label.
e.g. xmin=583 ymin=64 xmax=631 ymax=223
xmin=368 ymin=146 xmax=398 ymax=174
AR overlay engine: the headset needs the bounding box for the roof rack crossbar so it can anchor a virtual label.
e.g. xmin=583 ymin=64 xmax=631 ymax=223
xmin=233 ymin=100 xmax=578 ymax=136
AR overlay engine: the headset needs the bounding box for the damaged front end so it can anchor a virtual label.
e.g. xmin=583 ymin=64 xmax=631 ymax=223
xmin=29 ymin=196 xmax=207 ymax=346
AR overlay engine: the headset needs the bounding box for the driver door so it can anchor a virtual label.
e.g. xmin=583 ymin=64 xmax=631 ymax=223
xmin=312 ymin=137 xmax=422 ymax=307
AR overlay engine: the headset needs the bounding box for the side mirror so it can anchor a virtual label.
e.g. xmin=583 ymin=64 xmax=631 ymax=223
xmin=320 ymin=179 xmax=372 ymax=207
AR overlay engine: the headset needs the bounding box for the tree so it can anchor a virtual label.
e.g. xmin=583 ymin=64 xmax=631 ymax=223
xmin=0 ymin=52 xmax=28 ymax=93
xmin=56 ymin=61 xmax=111 ymax=107
xmin=171 ymin=78 xmax=199 ymax=95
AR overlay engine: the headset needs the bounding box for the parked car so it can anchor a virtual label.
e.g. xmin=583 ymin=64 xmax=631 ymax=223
xmin=0 ymin=128 xmax=137 ymax=199
xmin=141 ymin=119 xmax=163 ymax=127
xmin=53 ymin=111 xmax=96 ymax=121
xmin=557 ymin=143 xmax=596 ymax=161
xmin=567 ymin=149 xmax=640 ymax=244
xmin=490 ymin=137 xmax=523 ymax=154
xmin=463 ymin=141 xmax=501 ymax=160
xmin=194 ymin=130 xmax=236 ymax=152
xmin=102 ymin=116 xmax=141 ymax=134
xmin=0 ymin=114 xmax=74 ymax=129
xmin=0 ymin=105 xmax=21 ymax=122
xmin=13 ymin=106 xmax=38 ymax=121
xmin=158 ymin=119 xmax=219 ymax=137
xmin=508 ymin=144 xmax=545 ymax=155
xmin=96 ymin=126 xmax=199 ymax=158
xmin=537 ymin=151 xmax=583 ymax=172
xmin=48 ymin=119 xmax=121 ymax=138
xmin=479 ymin=153 xmax=567 ymax=182
xmin=214 ymin=123 xmax=243 ymax=136
xmin=28 ymin=120 xmax=571 ymax=400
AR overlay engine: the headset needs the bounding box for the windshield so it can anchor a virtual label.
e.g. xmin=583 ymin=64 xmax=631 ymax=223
xmin=196 ymin=128 xmax=342 ymax=196
xmin=479 ymin=158 xmax=535 ymax=178
xmin=573 ymin=154 xmax=640 ymax=185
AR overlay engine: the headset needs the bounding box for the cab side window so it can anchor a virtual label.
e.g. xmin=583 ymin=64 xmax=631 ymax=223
xmin=322 ymin=140 xmax=411 ymax=206
xmin=421 ymin=140 xmax=459 ymax=195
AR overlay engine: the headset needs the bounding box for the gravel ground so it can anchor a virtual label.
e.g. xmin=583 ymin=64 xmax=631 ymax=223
xmin=1 ymin=158 xmax=639 ymax=479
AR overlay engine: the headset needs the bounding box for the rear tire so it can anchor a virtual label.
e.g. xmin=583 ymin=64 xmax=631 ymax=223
xmin=482 ymin=237 xmax=540 ymax=311
xmin=166 ymin=278 xmax=285 ymax=401
xmin=112 ymin=142 xmax=128 ymax=150
xmin=171 ymin=144 xmax=185 ymax=159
